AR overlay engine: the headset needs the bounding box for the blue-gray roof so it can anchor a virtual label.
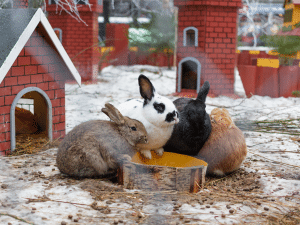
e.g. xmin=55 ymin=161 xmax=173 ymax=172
xmin=0 ymin=8 xmax=38 ymax=68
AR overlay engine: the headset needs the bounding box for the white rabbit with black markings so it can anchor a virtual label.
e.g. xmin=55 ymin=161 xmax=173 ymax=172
xmin=117 ymin=74 xmax=179 ymax=159
xmin=56 ymin=103 xmax=148 ymax=178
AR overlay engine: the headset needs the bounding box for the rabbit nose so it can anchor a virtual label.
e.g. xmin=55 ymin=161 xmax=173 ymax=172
xmin=166 ymin=110 xmax=180 ymax=123
xmin=143 ymin=136 xmax=148 ymax=143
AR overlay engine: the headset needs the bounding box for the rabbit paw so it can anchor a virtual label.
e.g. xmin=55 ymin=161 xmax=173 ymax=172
xmin=140 ymin=150 xmax=152 ymax=159
xmin=120 ymin=154 xmax=132 ymax=162
xmin=155 ymin=148 xmax=164 ymax=156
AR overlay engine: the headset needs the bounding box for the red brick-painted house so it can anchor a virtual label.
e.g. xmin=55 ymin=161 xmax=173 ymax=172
xmin=174 ymin=0 xmax=242 ymax=96
xmin=105 ymin=23 xmax=130 ymax=66
xmin=0 ymin=8 xmax=81 ymax=155
xmin=46 ymin=0 xmax=103 ymax=82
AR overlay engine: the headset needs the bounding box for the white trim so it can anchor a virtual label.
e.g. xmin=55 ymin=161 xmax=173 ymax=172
xmin=53 ymin=28 xmax=63 ymax=42
xmin=40 ymin=9 xmax=81 ymax=86
xmin=0 ymin=8 xmax=81 ymax=86
xmin=10 ymin=87 xmax=52 ymax=151
xmin=98 ymin=16 xmax=150 ymax=24
xmin=178 ymin=57 xmax=201 ymax=93
xmin=237 ymin=46 xmax=274 ymax=53
xmin=183 ymin=27 xmax=198 ymax=47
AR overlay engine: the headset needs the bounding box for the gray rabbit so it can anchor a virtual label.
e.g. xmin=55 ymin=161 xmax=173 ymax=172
xmin=56 ymin=103 xmax=148 ymax=178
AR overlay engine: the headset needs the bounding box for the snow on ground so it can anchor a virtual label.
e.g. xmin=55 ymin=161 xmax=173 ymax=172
xmin=1 ymin=65 xmax=300 ymax=224
xmin=65 ymin=65 xmax=176 ymax=132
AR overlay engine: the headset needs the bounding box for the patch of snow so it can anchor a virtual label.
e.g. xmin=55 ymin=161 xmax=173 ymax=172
xmin=1 ymin=65 xmax=300 ymax=225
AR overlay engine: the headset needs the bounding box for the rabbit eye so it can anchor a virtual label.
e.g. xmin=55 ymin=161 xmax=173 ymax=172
xmin=131 ymin=126 xmax=137 ymax=131
xmin=153 ymin=102 xmax=165 ymax=114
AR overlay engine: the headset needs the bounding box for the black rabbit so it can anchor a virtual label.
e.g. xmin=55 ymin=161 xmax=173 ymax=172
xmin=164 ymin=81 xmax=211 ymax=156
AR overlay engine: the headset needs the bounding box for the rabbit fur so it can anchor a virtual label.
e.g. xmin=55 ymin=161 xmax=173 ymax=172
xmin=196 ymin=108 xmax=247 ymax=177
xmin=56 ymin=103 xmax=148 ymax=178
xmin=117 ymin=74 xmax=179 ymax=159
xmin=164 ymin=81 xmax=212 ymax=156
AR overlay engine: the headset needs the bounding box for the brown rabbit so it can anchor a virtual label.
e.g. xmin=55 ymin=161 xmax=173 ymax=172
xmin=56 ymin=103 xmax=148 ymax=178
xmin=196 ymin=108 xmax=247 ymax=177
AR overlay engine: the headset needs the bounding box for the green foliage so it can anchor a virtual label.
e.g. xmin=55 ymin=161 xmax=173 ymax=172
xmin=282 ymin=25 xmax=292 ymax=32
xmin=128 ymin=12 xmax=175 ymax=54
xmin=295 ymin=22 xmax=300 ymax=28
xmin=237 ymin=35 xmax=243 ymax=47
xmin=292 ymin=90 xmax=300 ymax=97
xmin=261 ymin=34 xmax=300 ymax=65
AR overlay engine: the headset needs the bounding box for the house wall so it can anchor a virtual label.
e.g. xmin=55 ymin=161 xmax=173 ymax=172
xmin=47 ymin=0 xmax=102 ymax=82
xmin=106 ymin=23 xmax=130 ymax=66
xmin=174 ymin=0 xmax=242 ymax=96
xmin=0 ymin=25 xmax=71 ymax=155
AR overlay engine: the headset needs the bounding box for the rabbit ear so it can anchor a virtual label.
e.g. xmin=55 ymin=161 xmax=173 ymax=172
xmin=101 ymin=103 xmax=125 ymax=125
xmin=138 ymin=74 xmax=155 ymax=103
xmin=197 ymin=81 xmax=210 ymax=102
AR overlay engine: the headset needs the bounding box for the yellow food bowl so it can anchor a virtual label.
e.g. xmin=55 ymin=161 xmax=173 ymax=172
xmin=131 ymin=151 xmax=208 ymax=168
xmin=119 ymin=151 xmax=208 ymax=193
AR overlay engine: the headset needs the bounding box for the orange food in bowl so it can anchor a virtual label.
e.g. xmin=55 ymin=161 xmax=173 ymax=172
xmin=131 ymin=152 xmax=207 ymax=168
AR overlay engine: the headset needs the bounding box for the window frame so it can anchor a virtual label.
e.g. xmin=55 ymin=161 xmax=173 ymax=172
xmin=183 ymin=27 xmax=198 ymax=47
xmin=53 ymin=28 xmax=62 ymax=42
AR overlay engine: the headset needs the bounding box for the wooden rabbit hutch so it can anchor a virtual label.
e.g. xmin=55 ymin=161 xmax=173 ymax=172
xmin=174 ymin=0 xmax=242 ymax=97
xmin=0 ymin=8 xmax=81 ymax=155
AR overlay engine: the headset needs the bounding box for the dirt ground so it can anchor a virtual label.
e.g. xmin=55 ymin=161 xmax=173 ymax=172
xmin=1 ymin=134 xmax=300 ymax=225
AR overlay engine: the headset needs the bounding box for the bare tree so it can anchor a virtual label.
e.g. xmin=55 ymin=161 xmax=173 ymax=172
xmin=48 ymin=0 xmax=92 ymax=25
xmin=109 ymin=0 xmax=174 ymax=18
xmin=0 ymin=0 xmax=92 ymax=24
xmin=131 ymin=0 xmax=174 ymax=15
xmin=1 ymin=0 xmax=174 ymax=25
xmin=0 ymin=0 xmax=13 ymax=8
xmin=238 ymin=0 xmax=284 ymax=47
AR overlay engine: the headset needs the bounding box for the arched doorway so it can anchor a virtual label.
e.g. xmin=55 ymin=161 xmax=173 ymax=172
xmin=10 ymin=87 xmax=52 ymax=151
xmin=178 ymin=57 xmax=201 ymax=93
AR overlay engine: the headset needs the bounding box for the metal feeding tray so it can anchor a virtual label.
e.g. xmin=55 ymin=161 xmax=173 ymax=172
xmin=118 ymin=152 xmax=208 ymax=193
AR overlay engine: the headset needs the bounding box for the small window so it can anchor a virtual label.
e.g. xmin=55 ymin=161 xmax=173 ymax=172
xmin=186 ymin=30 xmax=195 ymax=46
xmin=183 ymin=27 xmax=198 ymax=47
xmin=54 ymin=28 xmax=62 ymax=42
xmin=76 ymin=0 xmax=88 ymax=5
xmin=17 ymin=98 xmax=34 ymax=114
